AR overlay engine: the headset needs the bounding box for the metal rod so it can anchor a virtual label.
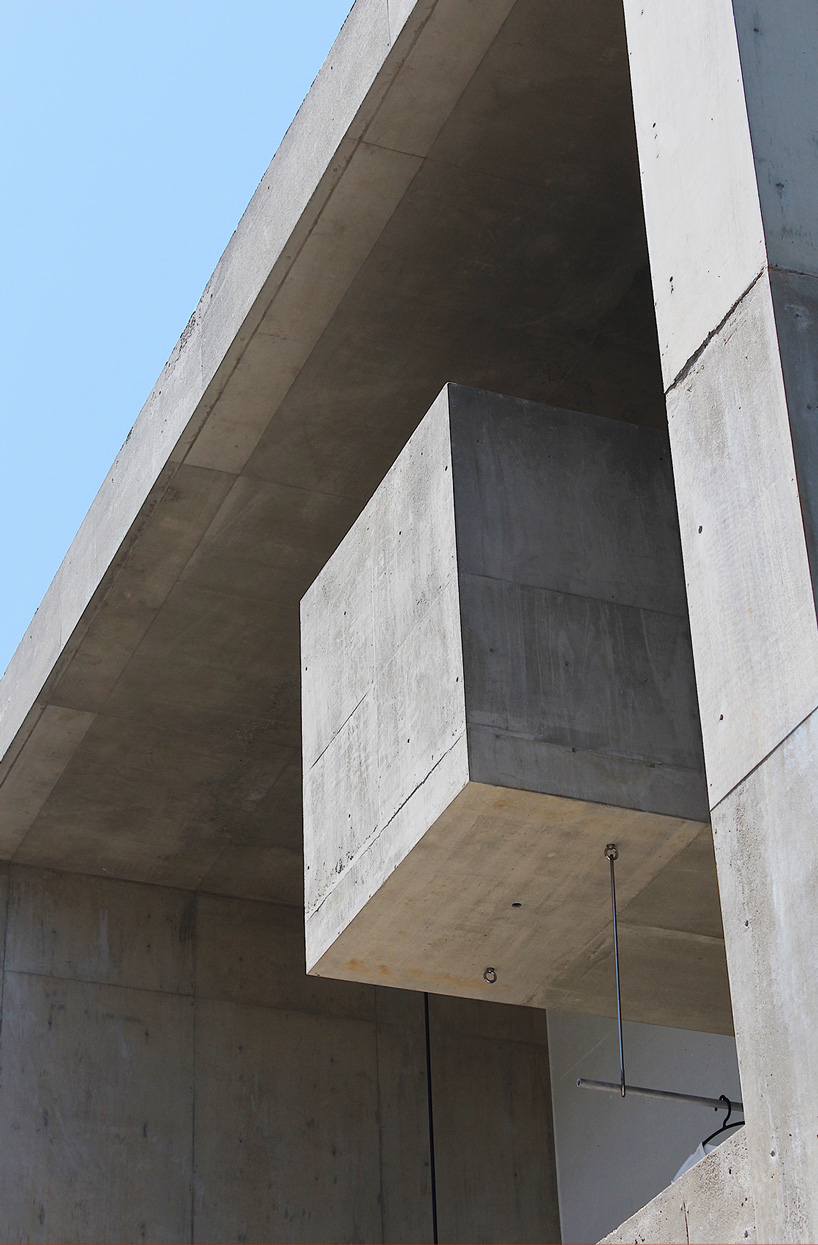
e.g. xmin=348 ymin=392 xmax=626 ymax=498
xmin=605 ymin=844 xmax=625 ymax=1097
xmin=577 ymin=845 xmax=746 ymax=1122
xmin=576 ymin=1078 xmax=744 ymax=1114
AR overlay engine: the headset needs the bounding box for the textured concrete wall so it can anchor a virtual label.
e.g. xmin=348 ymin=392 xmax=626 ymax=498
xmin=301 ymin=385 xmax=467 ymax=976
xmin=0 ymin=862 xmax=559 ymax=1243
xmin=624 ymin=3 xmax=818 ymax=1239
xmin=449 ymin=385 xmax=704 ymax=818
xmin=600 ymin=1128 xmax=755 ymax=1245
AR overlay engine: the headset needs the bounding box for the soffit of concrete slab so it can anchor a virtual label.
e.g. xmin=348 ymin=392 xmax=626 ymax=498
xmin=0 ymin=0 xmax=672 ymax=912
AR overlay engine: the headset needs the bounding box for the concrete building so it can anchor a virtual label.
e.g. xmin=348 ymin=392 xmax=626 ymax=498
xmin=0 ymin=1 xmax=814 ymax=1240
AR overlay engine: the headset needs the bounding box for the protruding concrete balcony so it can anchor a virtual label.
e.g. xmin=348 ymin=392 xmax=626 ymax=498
xmin=302 ymin=385 xmax=722 ymax=1028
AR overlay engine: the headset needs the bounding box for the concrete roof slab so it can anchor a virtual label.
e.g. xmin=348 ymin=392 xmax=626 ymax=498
xmin=0 ymin=0 xmax=669 ymax=916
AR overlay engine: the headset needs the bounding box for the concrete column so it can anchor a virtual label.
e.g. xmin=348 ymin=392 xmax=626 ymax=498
xmin=623 ymin=5 xmax=818 ymax=1238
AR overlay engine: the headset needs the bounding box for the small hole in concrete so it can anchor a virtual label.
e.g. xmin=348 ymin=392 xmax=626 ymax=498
xmin=511 ymin=902 xmax=522 ymax=909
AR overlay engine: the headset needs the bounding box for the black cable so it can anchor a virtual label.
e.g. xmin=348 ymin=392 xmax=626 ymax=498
xmin=702 ymin=1095 xmax=744 ymax=1147
xmin=702 ymin=1119 xmax=745 ymax=1146
xmin=424 ymin=992 xmax=439 ymax=1245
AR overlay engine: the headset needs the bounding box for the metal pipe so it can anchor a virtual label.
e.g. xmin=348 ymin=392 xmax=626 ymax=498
xmin=604 ymin=844 xmax=625 ymax=1097
xmin=576 ymin=1077 xmax=744 ymax=1114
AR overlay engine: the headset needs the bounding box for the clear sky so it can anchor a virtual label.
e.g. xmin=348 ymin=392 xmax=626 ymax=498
xmin=0 ymin=1 xmax=353 ymax=676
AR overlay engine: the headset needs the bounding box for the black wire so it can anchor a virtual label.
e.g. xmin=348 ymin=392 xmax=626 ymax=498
xmin=702 ymin=1094 xmax=745 ymax=1147
xmin=424 ymin=993 xmax=439 ymax=1245
xmin=702 ymin=1119 xmax=745 ymax=1146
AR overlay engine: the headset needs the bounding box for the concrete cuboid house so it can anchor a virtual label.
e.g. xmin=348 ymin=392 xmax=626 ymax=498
xmin=0 ymin=1 xmax=815 ymax=1242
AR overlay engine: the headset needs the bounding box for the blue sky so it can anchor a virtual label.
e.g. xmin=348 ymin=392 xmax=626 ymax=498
xmin=0 ymin=1 xmax=353 ymax=676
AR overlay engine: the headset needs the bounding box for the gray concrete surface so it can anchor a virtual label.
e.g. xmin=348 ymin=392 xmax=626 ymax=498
xmin=451 ymin=387 xmax=704 ymax=814
xmin=770 ymin=267 xmax=818 ymax=615
xmin=1 ymin=973 xmax=194 ymax=1243
xmin=665 ymin=273 xmax=818 ymax=808
xmin=711 ymin=708 xmax=818 ymax=1245
xmin=623 ymin=0 xmax=765 ymax=389
xmin=600 ymin=1128 xmax=755 ymax=1245
xmin=624 ymin=3 xmax=818 ymax=1237
xmin=303 ymin=384 xmax=729 ymax=1031
xmin=0 ymin=3 xmax=665 ymax=1238
xmin=548 ymin=1011 xmax=742 ymax=1243
xmin=0 ymin=862 xmax=561 ymax=1243
xmin=2 ymin=0 xmax=795 ymax=1237
xmin=428 ymin=996 xmax=561 ymax=1244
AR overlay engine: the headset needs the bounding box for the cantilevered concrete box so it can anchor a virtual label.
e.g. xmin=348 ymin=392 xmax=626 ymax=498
xmin=302 ymin=385 xmax=711 ymax=1015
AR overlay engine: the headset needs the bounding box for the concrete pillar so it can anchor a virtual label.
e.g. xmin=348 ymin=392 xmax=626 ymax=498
xmin=623 ymin=4 xmax=818 ymax=1238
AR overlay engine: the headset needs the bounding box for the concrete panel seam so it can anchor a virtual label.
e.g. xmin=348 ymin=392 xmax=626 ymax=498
xmin=303 ymin=557 xmax=458 ymax=772
xmin=617 ymin=922 xmax=724 ymax=948
xmin=234 ymin=469 xmax=361 ymax=505
xmin=363 ymin=138 xmax=600 ymax=200
xmin=460 ymin=569 xmax=693 ymax=621
xmin=0 ymin=705 xmax=45 ymax=791
xmin=0 ymin=460 xmax=183 ymax=764
xmin=196 ymin=886 xmax=302 ymax=912
xmin=473 ymin=726 xmax=703 ymax=784
xmin=666 ymin=266 xmax=766 ymax=396
xmin=709 ymin=697 xmax=818 ymax=815
xmin=184 ymin=141 xmax=427 ymax=476
xmin=3 ymin=965 xmax=195 ymax=1001
xmin=190 ymin=894 xmax=198 ymax=1245
xmin=770 ymin=262 xmax=818 ymax=282
xmin=181 ymin=147 xmax=359 ymax=465
xmin=0 ymin=867 xmax=304 ymax=920
xmin=98 ymin=465 xmax=239 ymax=634
xmin=191 ymin=987 xmax=370 ymax=1026
xmin=308 ymin=691 xmax=368 ymax=773
xmin=306 ymin=729 xmax=466 ymax=921
xmin=362 ymin=0 xmax=516 ymax=161
xmin=183 ymin=2 xmax=442 ymax=472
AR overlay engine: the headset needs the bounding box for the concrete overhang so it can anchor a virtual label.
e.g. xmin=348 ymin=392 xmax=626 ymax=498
xmin=0 ymin=0 xmax=726 ymax=1028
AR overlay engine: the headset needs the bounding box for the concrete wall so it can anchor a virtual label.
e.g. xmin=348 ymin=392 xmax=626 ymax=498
xmin=0 ymin=862 xmax=559 ymax=1244
xmin=548 ymin=1012 xmax=742 ymax=1243
xmin=600 ymin=1128 xmax=755 ymax=1245
xmin=449 ymin=385 xmax=704 ymax=819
